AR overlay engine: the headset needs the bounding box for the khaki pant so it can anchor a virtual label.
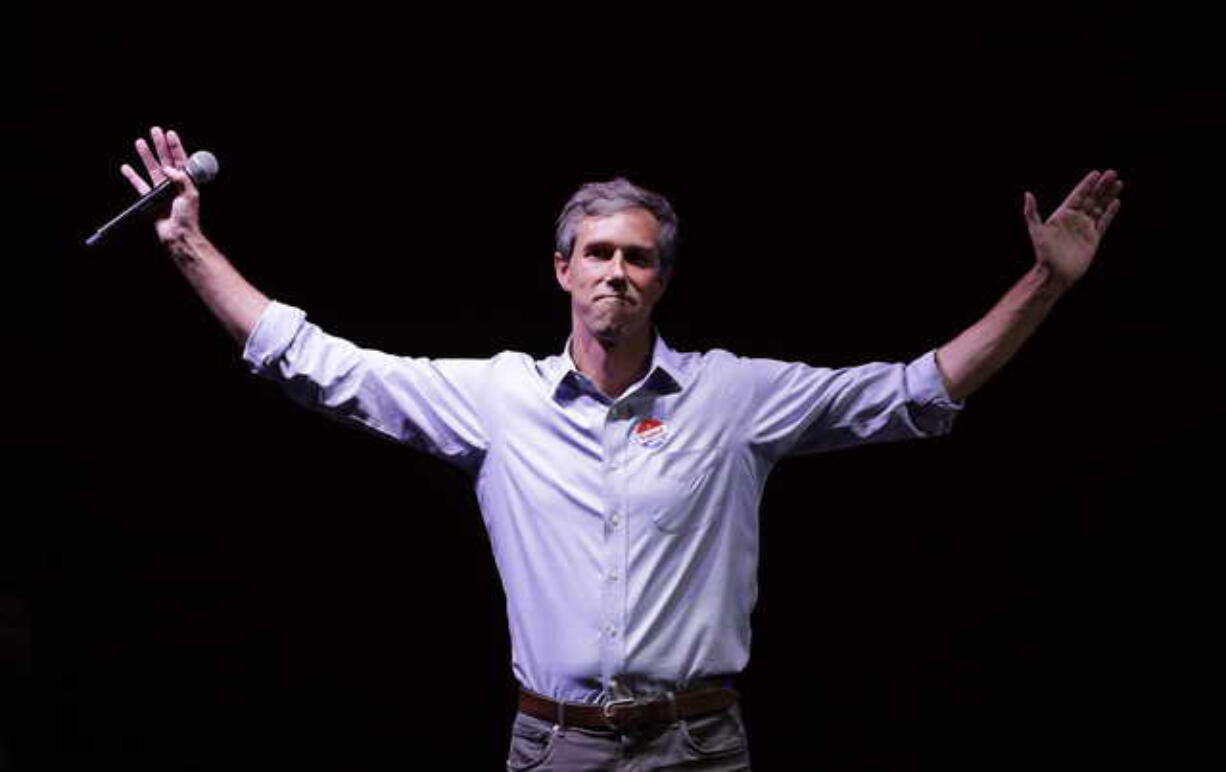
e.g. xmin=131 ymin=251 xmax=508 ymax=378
xmin=506 ymin=700 xmax=752 ymax=771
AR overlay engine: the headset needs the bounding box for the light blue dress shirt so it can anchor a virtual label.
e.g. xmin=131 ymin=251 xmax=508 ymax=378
xmin=242 ymin=300 xmax=965 ymax=706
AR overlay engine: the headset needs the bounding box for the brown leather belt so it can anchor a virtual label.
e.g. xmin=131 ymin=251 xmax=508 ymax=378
xmin=518 ymin=685 xmax=740 ymax=731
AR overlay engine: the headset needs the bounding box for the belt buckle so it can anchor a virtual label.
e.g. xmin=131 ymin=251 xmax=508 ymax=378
xmin=601 ymin=695 xmax=642 ymax=730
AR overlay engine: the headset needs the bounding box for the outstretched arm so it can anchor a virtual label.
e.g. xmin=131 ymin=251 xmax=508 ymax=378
xmin=935 ymin=169 xmax=1124 ymax=403
xmin=120 ymin=126 xmax=270 ymax=345
xmin=118 ymin=126 xmax=490 ymax=466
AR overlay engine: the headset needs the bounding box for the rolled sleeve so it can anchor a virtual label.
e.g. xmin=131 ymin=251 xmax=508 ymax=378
xmin=902 ymin=348 xmax=965 ymax=437
xmin=748 ymin=348 xmax=965 ymax=460
xmin=238 ymin=300 xmax=489 ymax=470
xmin=242 ymin=300 xmax=308 ymax=375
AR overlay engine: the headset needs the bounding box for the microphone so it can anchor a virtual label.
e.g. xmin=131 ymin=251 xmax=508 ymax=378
xmin=85 ymin=150 xmax=220 ymax=247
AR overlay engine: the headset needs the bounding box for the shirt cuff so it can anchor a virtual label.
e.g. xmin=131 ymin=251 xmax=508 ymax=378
xmin=241 ymin=300 xmax=308 ymax=373
xmin=905 ymin=349 xmax=966 ymax=411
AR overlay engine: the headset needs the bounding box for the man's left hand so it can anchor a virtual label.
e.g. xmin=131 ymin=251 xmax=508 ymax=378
xmin=1024 ymin=169 xmax=1124 ymax=291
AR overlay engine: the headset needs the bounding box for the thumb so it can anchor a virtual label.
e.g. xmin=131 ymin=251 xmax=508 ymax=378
xmin=161 ymin=165 xmax=194 ymax=192
xmin=1023 ymin=191 xmax=1042 ymax=230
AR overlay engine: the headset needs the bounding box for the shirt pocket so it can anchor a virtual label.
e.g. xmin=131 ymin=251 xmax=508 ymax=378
xmin=629 ymin=446 xmax=720 ymax=533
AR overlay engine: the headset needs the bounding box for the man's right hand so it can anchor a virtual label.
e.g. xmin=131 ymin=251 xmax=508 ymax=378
xmin=118 ymin=125 xmax=270 ymax=345
xmin=120 ymin=126 xmax=202 ymax=247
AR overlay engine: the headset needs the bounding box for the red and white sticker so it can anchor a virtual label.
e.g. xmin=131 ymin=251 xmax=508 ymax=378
xmin=632 ymin=417 xmax=669 ymax=449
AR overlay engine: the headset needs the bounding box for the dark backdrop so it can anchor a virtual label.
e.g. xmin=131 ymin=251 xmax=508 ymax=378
xmin=10 ymin=8 xmax=1219 ymax=771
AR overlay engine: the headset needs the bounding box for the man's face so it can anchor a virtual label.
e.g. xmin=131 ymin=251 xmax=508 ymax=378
xmin=554 ymin=207 xmax=669 ymax=344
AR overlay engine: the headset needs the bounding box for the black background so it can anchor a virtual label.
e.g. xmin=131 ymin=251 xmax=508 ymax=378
xmin=9 ymin=7 xmax=1221 ymax=771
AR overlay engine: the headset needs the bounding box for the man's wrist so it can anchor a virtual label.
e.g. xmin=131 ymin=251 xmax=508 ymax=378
xmin=1031 ymin=260 xmax=1073 ymax=300
xmin=164 ymin=229 xmax=213 ymax=265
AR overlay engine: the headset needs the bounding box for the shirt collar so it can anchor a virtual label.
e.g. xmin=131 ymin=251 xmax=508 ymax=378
xmin=548 ymin=328 xmax=686 ymax=401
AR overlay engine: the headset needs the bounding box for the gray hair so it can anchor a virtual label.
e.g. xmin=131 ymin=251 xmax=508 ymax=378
xmin=554 ymin=177 xmax=680 ymax=273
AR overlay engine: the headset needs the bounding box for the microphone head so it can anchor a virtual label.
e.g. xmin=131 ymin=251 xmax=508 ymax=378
xmin=186 ymin=150 xmax=219 ymax=185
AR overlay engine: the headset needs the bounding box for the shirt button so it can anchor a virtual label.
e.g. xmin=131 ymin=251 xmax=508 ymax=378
xmin=606 ymin=624 xmax=617 ymax=638
xmin=608 ymin=570 xmax=619 ymax=582
xmin=609 ymin=515 xmax=620 ymax=528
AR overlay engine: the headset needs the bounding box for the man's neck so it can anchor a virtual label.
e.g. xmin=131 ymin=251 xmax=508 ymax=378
xmin=569 ymin=321 xmax=654 ymax=401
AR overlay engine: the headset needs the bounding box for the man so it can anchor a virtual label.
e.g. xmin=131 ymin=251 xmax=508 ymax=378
xmin=118 ymin=126 xmax=1122 ymax=770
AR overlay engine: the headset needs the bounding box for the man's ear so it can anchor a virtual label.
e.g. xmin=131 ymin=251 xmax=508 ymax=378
xmin=554 ymin=251 xmax=572 ymax=292
xmin=656 ymin=263 xmax=672 ymax=295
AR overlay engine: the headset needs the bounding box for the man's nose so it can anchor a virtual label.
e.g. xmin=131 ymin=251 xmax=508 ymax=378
xmin=604 ymin=252 xmax=629 ymax=282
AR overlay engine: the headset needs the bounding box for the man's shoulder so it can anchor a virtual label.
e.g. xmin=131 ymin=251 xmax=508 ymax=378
xmin=653 ymin=341 xmax=758 ymax=388
xmin=661 ymin=341 xmax=753 ymax=367
xmin=675 ymin=346 xmax=741 ymax=369
xmin=425 ymin=350 xmax=534 ymax=366
xmin=403 ymin=350 xmax=539 ymax=386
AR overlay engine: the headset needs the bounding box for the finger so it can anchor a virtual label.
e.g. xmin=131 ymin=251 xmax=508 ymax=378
xmin=135 ymin=137 xmax=165 ymax=185
xmin=1098 ymin=198 xmax=1121 ymax=233
xmin=1023 ymin=191 xmax=1042 ymax=229
xmin=151 ymin=126 xmax=174 ymax=169
xmin=120 ymin=163 xmax=152 ymax=195
xmin=1089 ymin=177 xmax=1124 ymax=220
xmin=1058 ymin=170 xmax=1101 ymax=213
xmin=162 ymin=164 xmax=197 ymax=195
xmin=1091 ymin=169 xmax=1118 ymax=196
xmin=166 ymin=129 xmax=189 ymax=167
xmin=1089 ymin=169 xmax=1119 ymax=208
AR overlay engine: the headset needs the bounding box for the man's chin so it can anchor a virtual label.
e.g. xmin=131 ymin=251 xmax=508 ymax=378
xmin=593 ymin=325 xmax=626 ymax=345
xmin=585 ymin=310 xmax=649 ymax=347
xmin=592 ymin=316 xmax=642 ymax=345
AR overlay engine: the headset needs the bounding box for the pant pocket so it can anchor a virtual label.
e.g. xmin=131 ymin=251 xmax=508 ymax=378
xmin=679 ymin=704 xmax=749 ymax=758
xmin=506 ymin=712 xmax=559 ymax=770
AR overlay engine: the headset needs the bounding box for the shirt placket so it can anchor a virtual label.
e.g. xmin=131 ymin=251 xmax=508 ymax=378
xmin=598 ymin=396 xmax=633 ymax=698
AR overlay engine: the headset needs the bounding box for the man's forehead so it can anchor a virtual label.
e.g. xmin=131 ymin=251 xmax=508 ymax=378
xmin=575 ymin=207 xmax=660 ymax=245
